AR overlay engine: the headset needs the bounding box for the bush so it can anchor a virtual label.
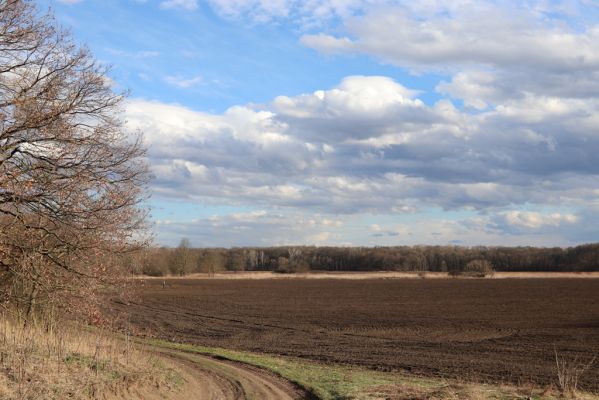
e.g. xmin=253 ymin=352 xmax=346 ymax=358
xmin=449 ymin=259 xmax=495 ymax=278
xmin=273 ymin=257 xmax=311 ymax=274
xmin=464 ymin=259 xmax=495 ymax=277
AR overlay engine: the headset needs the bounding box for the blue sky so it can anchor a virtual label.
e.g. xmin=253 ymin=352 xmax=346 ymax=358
xmin=42 ymin=0 xmax=599 ymax=247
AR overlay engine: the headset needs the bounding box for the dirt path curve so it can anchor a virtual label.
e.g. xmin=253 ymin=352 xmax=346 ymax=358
xmin=147 ymin=346 xmax=314 ymax=400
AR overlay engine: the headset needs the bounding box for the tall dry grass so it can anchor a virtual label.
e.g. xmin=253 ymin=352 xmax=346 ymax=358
xmin=554 ymin=348 xmax=596 ymax=398
xmin=0 ymin=314 xmax=181 ymax=400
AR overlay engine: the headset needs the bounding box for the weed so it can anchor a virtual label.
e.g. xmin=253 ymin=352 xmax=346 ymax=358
xmin=554 ymin=348 xmax=596 ymax=397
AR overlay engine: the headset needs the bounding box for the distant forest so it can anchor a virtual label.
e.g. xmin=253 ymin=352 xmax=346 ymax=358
xmin=133 ymin=242 xmax=599 ymax=276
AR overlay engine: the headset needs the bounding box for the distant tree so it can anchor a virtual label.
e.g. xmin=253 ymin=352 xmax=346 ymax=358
xmin=275 ymin=257 xmax=290 ymax=273
xmin=170 ymin=238 xmax=194 ymax=276
xmin=197 ymin=249 xmax=225 ymax=275
xmin=0 ymin=0 xmax=149 ymax=321
xmin=440 ymin=260 xmax=448 ymax=272
xmin=286 ymin=248 xmax=310 ymax=273
xmin=142 ymin=248 xmax=170 ymax=277
xmin=140 ymin=243 xmax=599 ymax=278
xmin=225 ymin=250 xmax=246 ymax=272
xmin=290 ymin=259 xmax=310 ymax=273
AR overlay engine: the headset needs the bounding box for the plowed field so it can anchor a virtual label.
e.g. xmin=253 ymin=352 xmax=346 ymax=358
xmin=115 ymin=278 xmax=599 ymax=391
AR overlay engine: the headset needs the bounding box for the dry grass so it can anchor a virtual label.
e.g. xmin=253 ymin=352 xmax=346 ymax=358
xmin=554 ymin=349 xmax=596 ymax=398
xmin=0 ymin=314 xmax=182 ymax=400
xmin=137 ymin=271 xmax=599 ymax=280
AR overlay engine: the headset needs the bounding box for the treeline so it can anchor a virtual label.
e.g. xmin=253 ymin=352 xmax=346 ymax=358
xmin=131 ymin=241 xmax=599 ymax=276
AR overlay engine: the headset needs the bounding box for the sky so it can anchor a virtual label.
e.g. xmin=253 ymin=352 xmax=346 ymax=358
xmin=40 ymin=0 xmax=599 ymax=247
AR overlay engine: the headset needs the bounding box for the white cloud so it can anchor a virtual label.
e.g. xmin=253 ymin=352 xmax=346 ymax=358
xmin=207 ymin=0 xmax=390 ymax=23
xmin=436 ymin=70 xmax=498 ymax=110
xmin=126 ymin=99 xmax=223 ymax=143
xmin=103 ymin=0 xmax=599 ymax=246
xmin=274 ymin=75 xmax=418 ymax=117
xmin=503 ymin=211 xmax=578 ymax=229
xmin=310 ymin=231 xmax=332 ymax=242
xmin=164 ymin=75 xmax=204 ymax=88
xmin=155 ymin=210 xmax=347 ymax=246
xmin=301 ymin=33 xmax=353 ymax=53
xmin=298 ymin=1 xmax=599 ymax=115
xmin=302 ymin=5 xmax=599 ymax=72
xmin=160 ymin=0 xmax=198 ymax=11
xmin=207 ymin=0 xmax=292 ymax=20
xmin=106 ymin=49 xmax=160 ymax=59
xmin=205 ymin=0 xmax=487 ymax=25
xmin=370 ymin=224 xmax=381 ymax=232
xmin=127 ymin=72 xmax=599 ymax=245
xmin=154 ymin=207 xmax=588 ymax=247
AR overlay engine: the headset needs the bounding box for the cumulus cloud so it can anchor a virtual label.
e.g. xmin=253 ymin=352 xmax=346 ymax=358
xmin=126 ymin=74 xmax=599 ymax=235
xmin=274 ymin=75 xmax=418 ymax=117
xmin=301 ymin=5 xmax=599 ymax=71
xmin=299 ymin=1 xmax=599 ymax=115
xmin=502 ymin=211 xmax=578 ymax=230
xmin=120 ymin=0 xmax=599 ymax=246
xmin=201 ymin=1 xmax=599 ymax=108
xmin=128 ymin=0 xmax=599 ymax=246
xmin=436 ymin=70 xmax=499 ymax=110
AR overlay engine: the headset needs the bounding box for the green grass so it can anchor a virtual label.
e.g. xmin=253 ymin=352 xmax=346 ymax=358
xmin=63 ymin=352 xmax=111 ymax=374
xmin=144 ymin=338 xmax=599 ymax=400
xmin=145 ymin=338 xmax=388 ymax=399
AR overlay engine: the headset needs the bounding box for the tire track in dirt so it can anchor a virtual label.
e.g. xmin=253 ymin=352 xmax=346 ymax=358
xmin=128 ymin=300 xmax=428 ymax=342
xmin=147 ymin=345 xmax=315 ymax=400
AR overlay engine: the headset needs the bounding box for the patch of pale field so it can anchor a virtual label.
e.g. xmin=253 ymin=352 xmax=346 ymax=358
xmin=138 ymin=270 xmax=599 ymax=280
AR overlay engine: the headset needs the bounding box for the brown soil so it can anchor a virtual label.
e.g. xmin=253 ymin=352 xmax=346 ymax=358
xmin=114 ymin=278 xmax=599 ymax=392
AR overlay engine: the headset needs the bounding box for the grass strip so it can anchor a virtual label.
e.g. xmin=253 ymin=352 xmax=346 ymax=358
xmin=144 ymin=338 xmax=598 ymax=400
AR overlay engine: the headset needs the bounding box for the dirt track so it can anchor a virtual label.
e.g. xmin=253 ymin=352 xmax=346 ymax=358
xmin=115 ymin=278 xmax=599 ymax=391
xmin=147 ymin=346 xmax=310 ymax=400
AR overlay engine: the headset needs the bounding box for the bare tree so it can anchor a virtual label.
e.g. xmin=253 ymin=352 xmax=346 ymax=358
xmin=197 ymin=249 xmax=225 ymax=276
xmin=0 ymin=0 xmax=148 ymax=321
xmin=170 ymin=238 xmax=193 ymax=276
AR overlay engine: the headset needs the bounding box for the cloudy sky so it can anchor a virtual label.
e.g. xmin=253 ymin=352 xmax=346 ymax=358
xmin=42 ymin=0 xmax=599 ymax=247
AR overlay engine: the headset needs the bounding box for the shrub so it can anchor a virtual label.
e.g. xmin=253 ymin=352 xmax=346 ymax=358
xmin=449 ymin=259 xmax=495 ymax=278
xmin=464 ymin=259 xmax=495 ymax=277
xmin=554 ymin=348 xmax=596 ymax=396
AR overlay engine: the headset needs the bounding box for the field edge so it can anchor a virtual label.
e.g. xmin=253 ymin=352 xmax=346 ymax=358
xmin=135 ymin=271 xmax=599 ymax=280
xmin=142 ymin=337 xmax=599 ymax=400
